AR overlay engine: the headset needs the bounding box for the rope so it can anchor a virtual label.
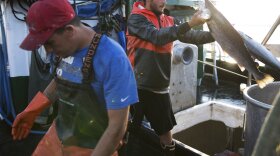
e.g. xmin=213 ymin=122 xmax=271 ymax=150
xmin=197 ymin=60 xmax=256 ymax=81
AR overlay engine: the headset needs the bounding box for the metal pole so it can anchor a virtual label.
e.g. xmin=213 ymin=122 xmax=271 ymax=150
xmin=261 ymin=15 xmax=280 ymax=45
xmin=247 ymin=74 xmax=252 ymax=86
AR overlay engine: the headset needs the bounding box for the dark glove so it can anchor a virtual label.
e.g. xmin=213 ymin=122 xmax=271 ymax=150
xmin=178 ymin=29 xmax=215 ymax=45
xmin=12 ymin=92 xmax=51 ymax=140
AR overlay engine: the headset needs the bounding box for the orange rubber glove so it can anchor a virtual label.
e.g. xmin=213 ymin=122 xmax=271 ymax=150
xmin=12 ymin=91 xmax=51 ymax=140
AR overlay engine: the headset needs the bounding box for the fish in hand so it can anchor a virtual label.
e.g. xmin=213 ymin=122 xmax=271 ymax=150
xmin=205 ymin=0 xmax=274 ymax=88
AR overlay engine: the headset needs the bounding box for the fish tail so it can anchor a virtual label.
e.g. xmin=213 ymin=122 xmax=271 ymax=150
xmin=238 ymin=64 xmax=245 ymax=72
xmin=256 ymin=74 xmax=274 ymax=89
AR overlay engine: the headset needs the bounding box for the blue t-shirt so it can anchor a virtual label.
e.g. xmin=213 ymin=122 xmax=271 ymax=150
xmin=55 ymin=35 xmax=138 ymax=110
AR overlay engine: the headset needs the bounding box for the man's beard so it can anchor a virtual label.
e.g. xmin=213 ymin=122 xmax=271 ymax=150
xmin=153 ymin=9 xmax=163 ymax=16
xmin=150 ymin=4 xmax=163 ymax=16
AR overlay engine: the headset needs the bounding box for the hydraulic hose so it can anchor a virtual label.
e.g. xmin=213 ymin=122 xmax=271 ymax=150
xmin=0 ymin=5 xmax=45 ymax=135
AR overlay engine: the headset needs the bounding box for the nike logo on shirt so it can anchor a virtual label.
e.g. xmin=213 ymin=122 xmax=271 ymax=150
xmin=121 ymin=96 xmax=129 ymax=102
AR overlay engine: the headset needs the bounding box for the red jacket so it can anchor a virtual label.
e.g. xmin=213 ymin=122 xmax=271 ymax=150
xmin=127 ymin=2 xmax=214 ymax=91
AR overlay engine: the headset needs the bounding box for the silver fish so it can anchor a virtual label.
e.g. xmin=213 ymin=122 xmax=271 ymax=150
xmin=239 ymin=31 xmax=280 ymax=71
xmin=205 ymin=0 xmax=274 ymax=88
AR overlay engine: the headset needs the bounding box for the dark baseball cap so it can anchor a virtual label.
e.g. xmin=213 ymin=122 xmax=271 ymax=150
xmin=20 ymin=0 xmax=75 ymax=51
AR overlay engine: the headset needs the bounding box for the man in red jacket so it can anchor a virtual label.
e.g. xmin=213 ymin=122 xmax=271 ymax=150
xmin=127 ymin=0 xmax=215 ymax=155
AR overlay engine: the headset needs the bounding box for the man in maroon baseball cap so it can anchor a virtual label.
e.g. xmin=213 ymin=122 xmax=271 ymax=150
xmin=12 ymin=0 xmax=139 ymax=155
xmin=20 ymin=0 xmax=75 ymax=51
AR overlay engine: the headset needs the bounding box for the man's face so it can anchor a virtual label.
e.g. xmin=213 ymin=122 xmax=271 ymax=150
xmin=43 ymin=28 xmax=75 ymax=58
xmin=150 ymin=0 xmax=166 ymax=15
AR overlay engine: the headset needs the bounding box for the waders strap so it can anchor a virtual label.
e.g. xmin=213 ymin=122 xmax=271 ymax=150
xmin=82 ymin=33 xmax=102 ymax=84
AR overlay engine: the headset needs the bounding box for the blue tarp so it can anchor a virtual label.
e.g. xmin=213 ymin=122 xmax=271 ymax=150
xmin=77 ymin=0 xmax=119 ymax=18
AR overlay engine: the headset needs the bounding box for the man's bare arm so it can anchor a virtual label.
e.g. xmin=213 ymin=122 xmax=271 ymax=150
xmin=91 ymin=106 xmax=130 ymax=156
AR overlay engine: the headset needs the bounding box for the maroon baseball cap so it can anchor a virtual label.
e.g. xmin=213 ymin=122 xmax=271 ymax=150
xmin=20 ymin=0 xmax=75 ymax=51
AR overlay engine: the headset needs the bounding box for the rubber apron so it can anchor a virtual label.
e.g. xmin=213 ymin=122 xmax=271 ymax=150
xmin=54 ymin=34 xmax=108 ymax=148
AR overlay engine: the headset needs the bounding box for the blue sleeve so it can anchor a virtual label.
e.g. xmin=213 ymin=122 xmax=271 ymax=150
xmin=103 ymin=53 xmax=138 ymax=110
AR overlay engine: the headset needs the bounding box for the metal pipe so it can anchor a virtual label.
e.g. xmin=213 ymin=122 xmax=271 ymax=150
xmin=261 ymin=15 xmax=280 ymax=45
xmin=247 ymin=74 xmax=252 ymax=86
xmin=197 ymin=60 xmax=255 ymax=81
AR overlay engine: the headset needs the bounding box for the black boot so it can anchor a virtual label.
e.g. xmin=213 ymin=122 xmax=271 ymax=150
xmin=161 ymin=141 xmax=175 ymax=156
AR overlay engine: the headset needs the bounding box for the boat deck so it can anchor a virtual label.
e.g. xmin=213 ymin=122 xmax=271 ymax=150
xmin=197 ymin=75 xmax=245 ymax=106
xmin=0 ymin=75 xmax=248 ymax=156
xmin=172 ymin=75 xmax=247 ymax=156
